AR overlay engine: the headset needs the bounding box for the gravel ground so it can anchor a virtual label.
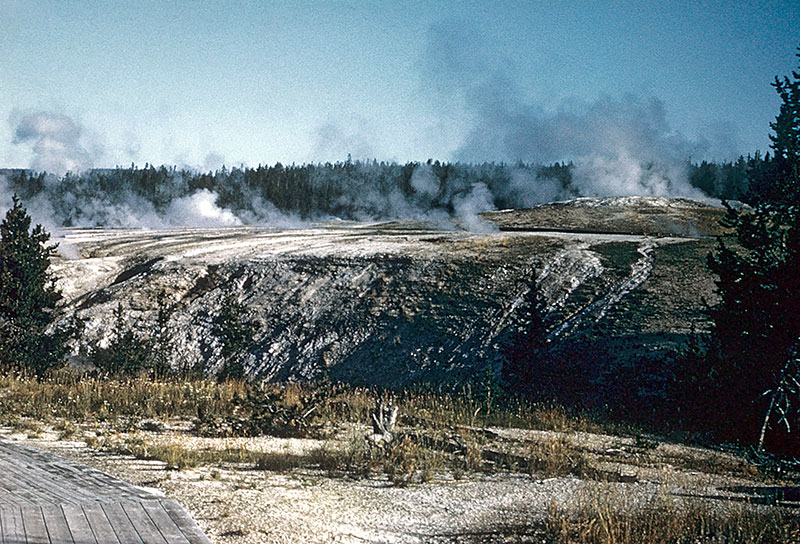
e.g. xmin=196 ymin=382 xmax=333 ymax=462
xmin=3 ymin=432 xmax=590 ymax=543
xmin=1 ymin=423 xmax=776 ymax=544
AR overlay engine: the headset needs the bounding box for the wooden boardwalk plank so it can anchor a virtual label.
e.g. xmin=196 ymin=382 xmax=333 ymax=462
xmin=9 ymin=472 xmax=66 ymax=506
xmin=139 ymin=501 xmax=191 ymax=544
xmin=60 ymin=504 xmax=97 ymax=544
xmin=81 ymin=503 xmax=121 ymax=544
xmin=0 ymin=477 xmax=36 ymax=507
xmin=0 ymin=439 xmax=211 ymax=544
xmin=0 ymin=450 xmax=86 ymax=506
xmin=161 ymin=500 xmax=212 ymax=544
xmin=0 ymin=507 xmax=26 ymax=544
xmin=20 ymin=506 xmax=49 ymax=544
xmin=41 ymin=504 xmax=75 ymax=544
xmin=120 ymin=502 xmax=167 ymax=544
xmin=0 ymin=440 xmax=160 ymax=505
xmin=101 ymin=502 xmax=144 ymax=544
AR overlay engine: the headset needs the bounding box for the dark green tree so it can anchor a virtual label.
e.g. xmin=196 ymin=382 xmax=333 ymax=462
xmin=212 ymin=291 xmax=258 ymax=381
xmin=501 ymin=271 xmax=550 ymax=394
xmin=90 ymin=303 xmax=150 ymax=376
xmin=770 ymin=55 xmax=800 ymax=200
xmin=0 ymin=196 xmax=67 ymax=375
xmin=707 ymin=48 xmax=800 ymax=450
xmin=148 ymin=292 xmax=176 ymax=379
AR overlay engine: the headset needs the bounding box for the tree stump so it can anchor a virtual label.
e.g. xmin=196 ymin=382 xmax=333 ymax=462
xmin=368 ymin=400 xmax=399 ymax=445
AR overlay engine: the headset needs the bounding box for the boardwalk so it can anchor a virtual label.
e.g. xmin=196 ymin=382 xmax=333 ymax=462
xmin=0 ymin=437 xmax=211 ymax=544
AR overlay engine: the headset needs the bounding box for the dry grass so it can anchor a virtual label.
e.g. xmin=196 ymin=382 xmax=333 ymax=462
xmin=527 ymin=435 xmax=589 ymax=478
xmin=105 ymin=433 xmax=327 ymax=472
xmin=95 ymin=427 xmax=461 ymax=486
xmin=0 ymin=372 xmax=765 ymax=486
xmin=7 ymin=417 xmax=44 ymax=438
xmin=399 ymin=391 xmax=613 ymax=435
xmin=0 ymin=372 xmax=616 ymax=438
xmin=3 ymin=373 xmax=790 ymax=542
xmin=0 ymin=373 xmax=246 ymax=423
xmin=547 ymin=485 xmax=800 ymax=544
xmin=469 ymin=484 xmax=800 ymax=543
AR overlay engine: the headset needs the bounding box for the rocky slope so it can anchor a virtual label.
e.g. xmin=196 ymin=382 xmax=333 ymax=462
xmin=49 ymin=197 xmax=728 ymax=387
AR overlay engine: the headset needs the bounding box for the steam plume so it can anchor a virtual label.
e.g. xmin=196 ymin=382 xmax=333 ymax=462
xmin=11 ymin=111 xmax=102 ymax=175
xmin=423 ymin=20 xmax=707 ymax=200
xmin=1 ymin=21 xmax=728 ymax=231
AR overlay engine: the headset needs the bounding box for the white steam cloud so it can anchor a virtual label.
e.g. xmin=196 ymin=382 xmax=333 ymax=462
xmin=313 ymin=117 xmax=379 ymax=162
xmin=423 ymin=20 xmax=707 ymax=201
xmin=0 ymin=21 xmax=726 ymax=232
xmin=11 ymin=110 xmax=102 ymax=175
xmin=452 ymin=182 xmax=495 ymax=232
xmin=168 ymin=189 xmax=242 ymax=227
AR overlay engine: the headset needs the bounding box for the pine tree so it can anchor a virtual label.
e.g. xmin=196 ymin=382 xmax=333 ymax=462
xmin=501 ymin=271 xmax=549 ymax=394
xmin=770 ymin=54 xmax=800 ymax=199
xmin=707 ymin=48 xmax=800 ymax=450
xmin=90 ymin=303 xmax=150 ymax=376
xmin=212 ymin=291 xmax=258 ymax=381
xmin=0 ymin=195 xmax=66 ymax=375
xmin=148 ymin=292 xmax=176 ymax=379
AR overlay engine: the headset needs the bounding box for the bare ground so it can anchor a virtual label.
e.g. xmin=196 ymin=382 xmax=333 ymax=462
xmin=1 ymin=420 xmax=790 ymax=544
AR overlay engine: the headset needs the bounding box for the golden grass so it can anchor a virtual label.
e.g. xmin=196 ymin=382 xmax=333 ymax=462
xmin=0 ymin=372 xmax=611 ymax=437
xmin=545 ymin=485 xmax=800 ymax=544
xmin=0 ymin=373 xmax=246 ymax=422
xmin=0 ymin=372 xmax=762 ymax=485
xmin=527 ymin=435 xmax=588 ymax=478
xmin=474 ymin=484 xmax=800 ymax=543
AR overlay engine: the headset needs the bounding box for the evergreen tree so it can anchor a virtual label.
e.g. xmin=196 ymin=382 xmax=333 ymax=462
xmin=707 ymin=48 xmax=800 ymax=449
xmin=0 ymin=195 xmax=66 ymax=375
xmin=770 ymin=54 xmax=800 ymax=200
xmin=91 ymin=303 xmax=150 ymax=376
xmin=148 ymin=292 xmax=176 ymax=379
xmin=501 ymin=271 xmax=550 ymax=394
xmin=212 ymin=291 xmax=258 ymax=381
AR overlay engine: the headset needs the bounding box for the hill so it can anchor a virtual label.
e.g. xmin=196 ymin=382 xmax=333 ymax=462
xmin=49 ymin=197 xmax=727 ymax=397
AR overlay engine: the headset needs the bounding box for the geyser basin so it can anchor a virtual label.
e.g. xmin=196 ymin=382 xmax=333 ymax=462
xmin=49 ymin=197 xmax=725 ymax=387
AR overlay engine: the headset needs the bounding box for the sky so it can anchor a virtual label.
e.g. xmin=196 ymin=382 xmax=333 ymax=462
xmin=2 ymin=0 xmax=799 ymax=172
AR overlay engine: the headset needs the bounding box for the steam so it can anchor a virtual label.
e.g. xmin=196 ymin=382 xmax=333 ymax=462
xmin=410 ymin=162 xmax=439 ymax=201
xmin=167 ymin=189 xmax=242 ymax=228
xmin=0 ymin=174 xmax=10 ymax=213
xmin=452 ymin=182 xmax=495 ymax=232
xmin=423 ymin=20 xmax=707 ymax=201
xmin=313 ymin=117 xmax=379 ymax=161
xmin=0 ymin=21 xmax=724 ymax=232
xmin=10 ymin=110 xmax=102 ymax=175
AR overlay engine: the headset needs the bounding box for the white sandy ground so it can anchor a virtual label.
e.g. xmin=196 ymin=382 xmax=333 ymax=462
xmin=0 ymin=423 xmax=780 ymax=544
xmin=48 ymin=223 xmax=683 ymax=303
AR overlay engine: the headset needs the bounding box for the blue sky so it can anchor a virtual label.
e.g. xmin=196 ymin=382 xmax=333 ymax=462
xmin=2 ymin=0 xmax=799 ymax=171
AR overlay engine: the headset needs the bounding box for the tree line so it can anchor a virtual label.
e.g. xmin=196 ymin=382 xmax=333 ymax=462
xmin=2 ymin=154 xmax=777 ymax=229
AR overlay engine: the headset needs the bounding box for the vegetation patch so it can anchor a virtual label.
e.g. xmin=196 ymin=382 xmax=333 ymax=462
xmin=467 ymin=485 xmax=800 ymax=544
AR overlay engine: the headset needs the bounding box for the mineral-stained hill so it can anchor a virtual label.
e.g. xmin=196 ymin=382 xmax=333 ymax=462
xmin=49 ymin=197 xmax=729 ymax=387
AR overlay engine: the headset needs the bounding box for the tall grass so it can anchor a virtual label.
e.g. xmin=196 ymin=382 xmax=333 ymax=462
xmin=548 ymin=485 xmax=800 ymax=544
xmin=473 ymin=484 xmax=800 ymax=543
xmin=0 ymin=372 xmax=610 ymax=437
xmin=0 ymin=372 xmax=246 ymax=423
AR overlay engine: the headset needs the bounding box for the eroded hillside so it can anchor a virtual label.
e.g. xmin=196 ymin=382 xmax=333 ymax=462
xmin=49 ymin=197 xmax=727 ymax=387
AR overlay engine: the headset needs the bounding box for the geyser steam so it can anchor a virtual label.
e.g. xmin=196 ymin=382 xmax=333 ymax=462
xmin=11 ymin=110 xmax=100 ymax=175
xmin=1 ymin=20 xmax=727 ymax=231
xmin=422 ymin=19 xmax=707 ymax=201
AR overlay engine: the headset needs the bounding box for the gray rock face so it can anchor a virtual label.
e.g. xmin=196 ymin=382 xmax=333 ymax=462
xmin=49 ymin=197 xmax=723 ymax=386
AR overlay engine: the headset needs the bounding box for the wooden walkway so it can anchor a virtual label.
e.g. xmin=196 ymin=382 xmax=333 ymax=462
xmin=0 ymin=437 xmax=211 ymax=544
